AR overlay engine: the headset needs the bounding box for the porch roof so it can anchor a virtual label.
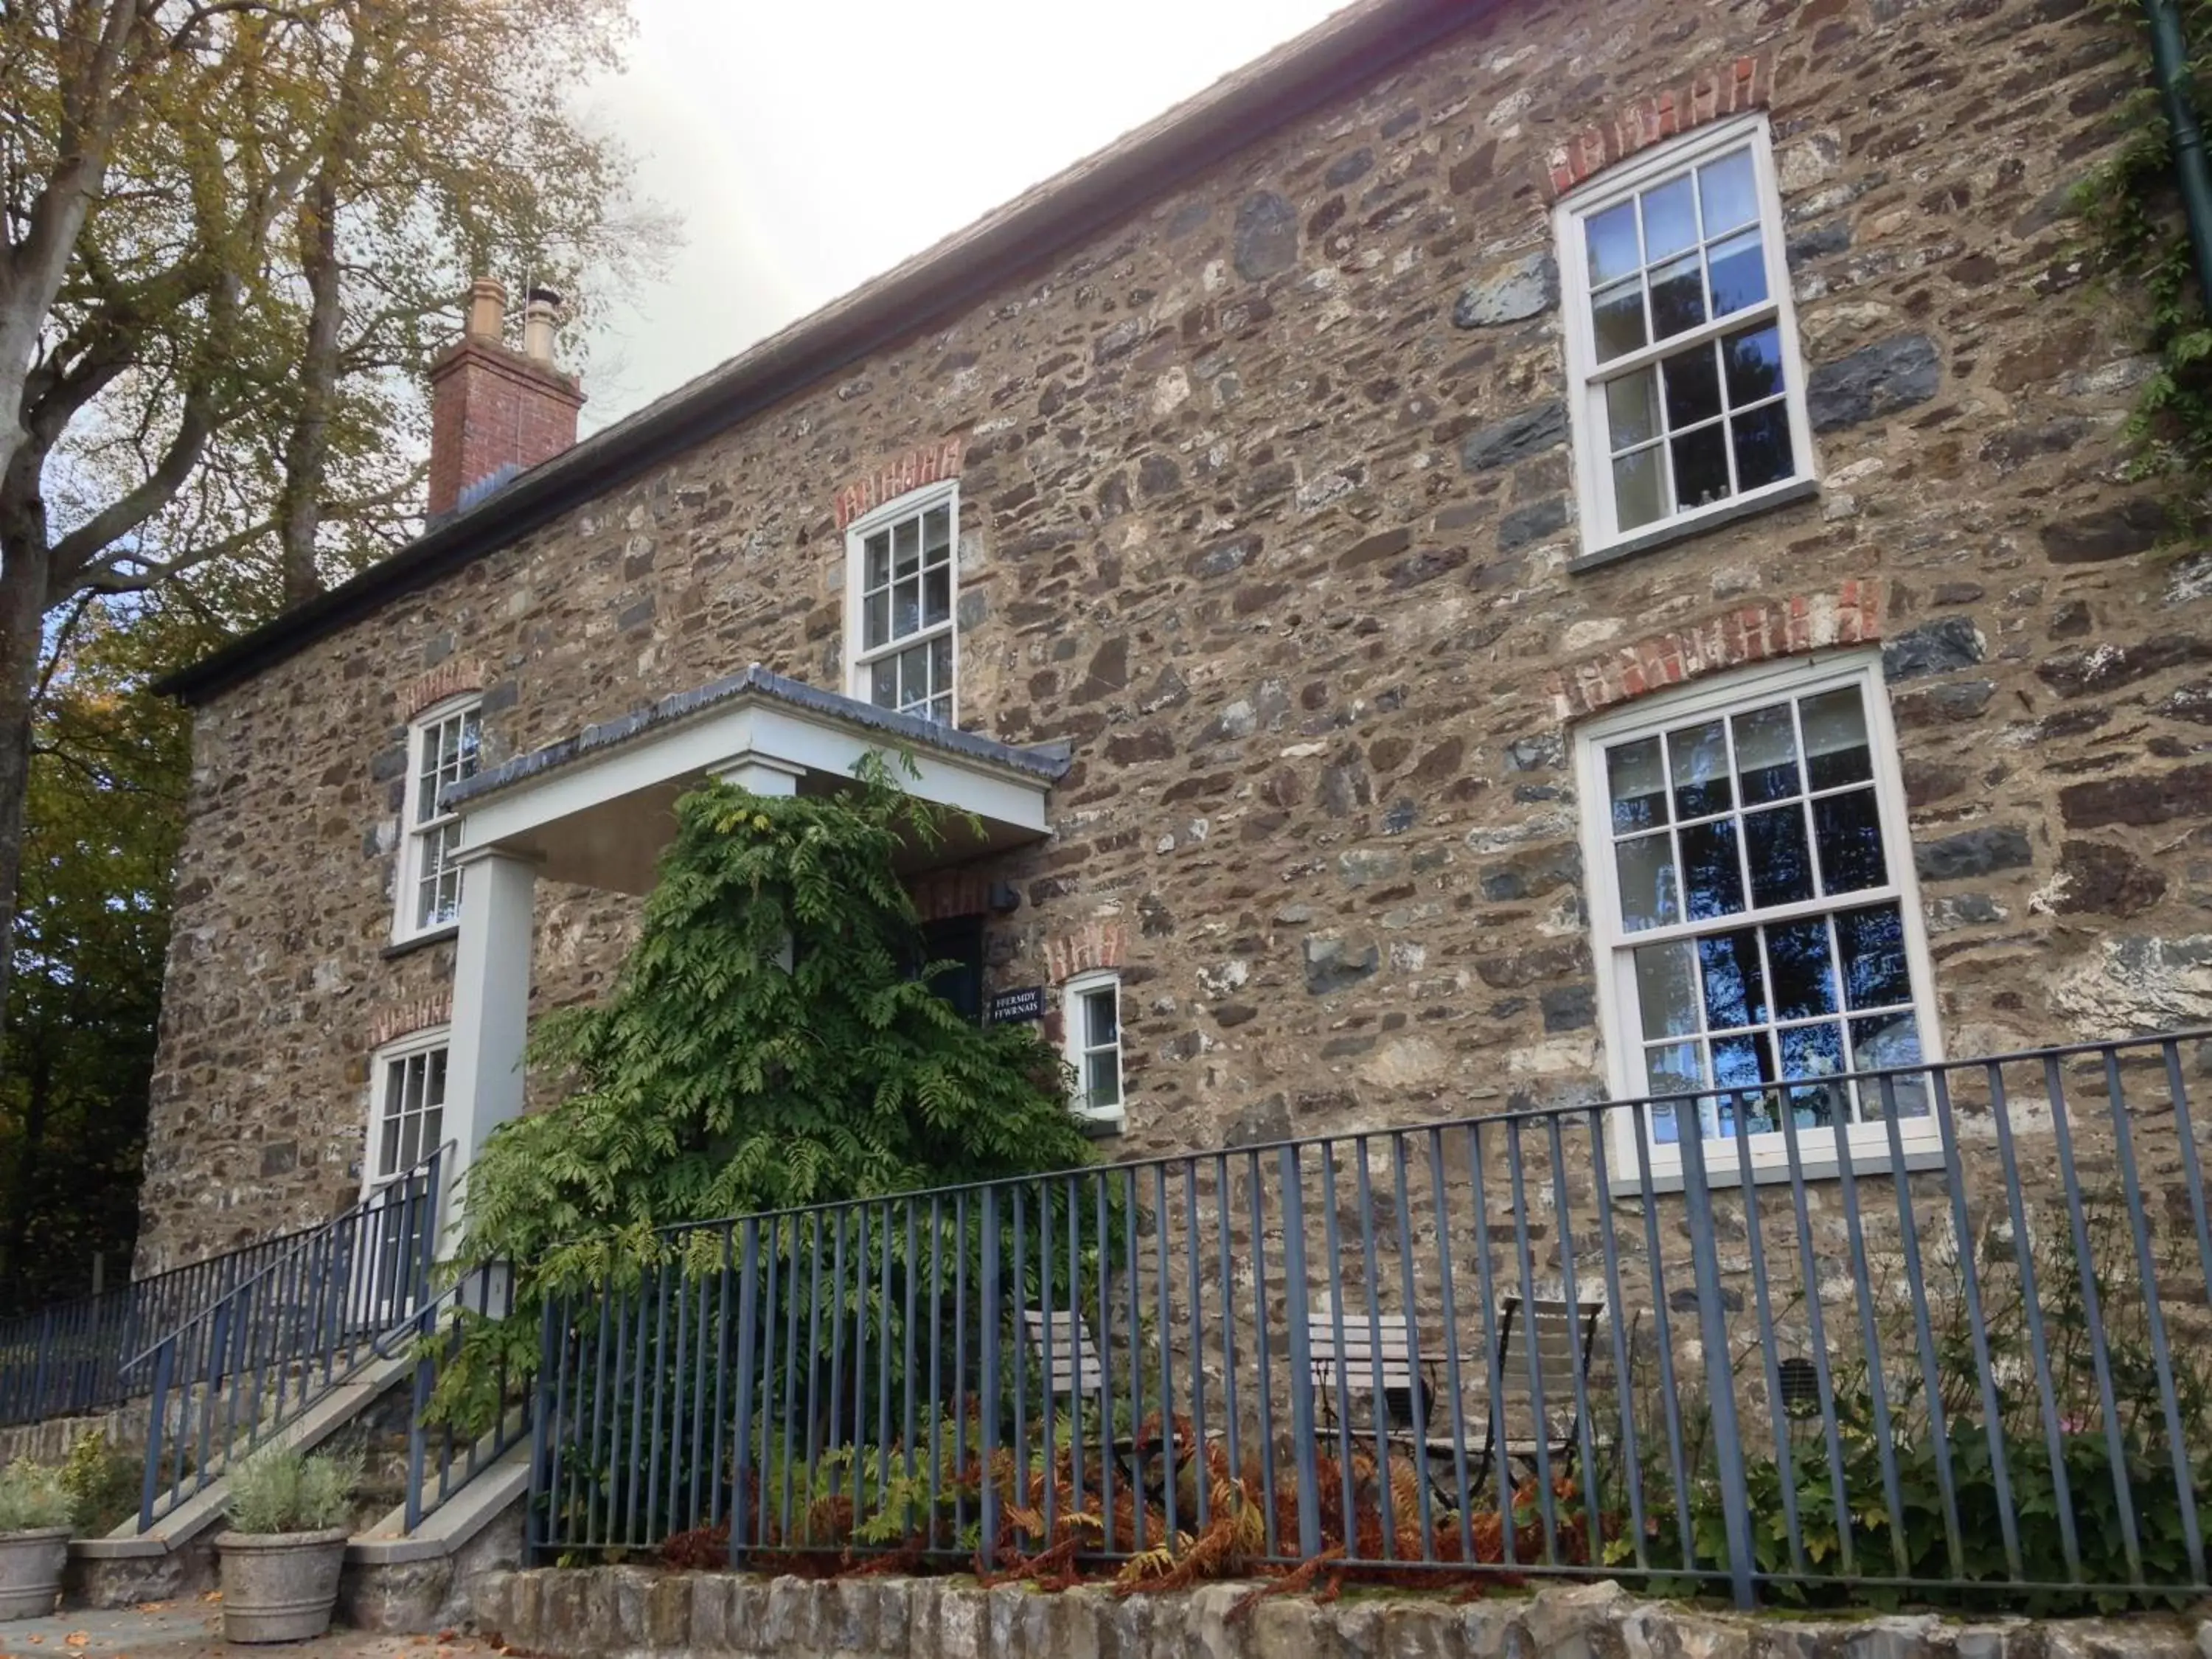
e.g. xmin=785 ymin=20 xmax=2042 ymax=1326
xmin=442 ymin=665 xmax=1070 ymax=895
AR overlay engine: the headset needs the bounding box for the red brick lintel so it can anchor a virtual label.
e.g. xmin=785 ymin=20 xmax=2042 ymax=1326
xmin=1548 ymin=581 xmax=1887 ymax=724
xmin=369 ymin=996 xmax=453 ymax=1051
xmin=400 ymin=662 xmax=486 ymax=722
xmin=1542 ymin=52 xmax=1775 ymax=202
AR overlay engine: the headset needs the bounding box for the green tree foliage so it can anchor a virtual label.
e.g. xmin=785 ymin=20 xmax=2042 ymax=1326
xmin=453 ymin=766 xmax=1098 ymax=1290
xmin=0 ymin=597 xmax=205 ymax=1308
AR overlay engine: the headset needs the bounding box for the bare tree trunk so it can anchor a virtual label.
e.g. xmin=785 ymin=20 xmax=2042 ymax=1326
xmin=0 ymin=453 xmax=52 ymax=1043
xmin=276 ymin=170 xmax=343 ymax=606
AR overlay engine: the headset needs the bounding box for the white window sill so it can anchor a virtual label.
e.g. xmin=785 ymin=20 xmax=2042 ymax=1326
xmin=1570 ymin=476 xmax=1820 ymax=574
xmin=383 ymin=923 xmax=460 ymax=961
xmin=1608 ymin=1138 xmax=1944 ymax=1198
xmin=1074 ymin=1109 xmax=1126 ymax=1138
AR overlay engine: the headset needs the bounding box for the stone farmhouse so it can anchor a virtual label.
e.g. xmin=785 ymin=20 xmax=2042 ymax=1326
xmin=143 ymin=0 xmax=2201 ymax=1276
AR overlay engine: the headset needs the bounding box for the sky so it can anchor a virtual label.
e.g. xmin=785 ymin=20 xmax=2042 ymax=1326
xmin=573 ymin=0 xmax=1351 ymax=428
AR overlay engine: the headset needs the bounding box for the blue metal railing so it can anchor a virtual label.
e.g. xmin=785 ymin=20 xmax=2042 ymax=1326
xmin=0 ymin=1226 xmax=320 ymax=1427
xmin=524 ymin=1032 xmax=2212 ymax=1607
xmin=396 ymin=1262 xmax=530 ymax=1532
xmin=134 ymin=1144 xmax=448 ymax=1530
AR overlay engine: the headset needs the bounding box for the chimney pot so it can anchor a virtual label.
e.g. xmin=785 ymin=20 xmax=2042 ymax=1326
xmin=522 ymin=288 xmax=561 ymax=365
xmin=465 ymin=277 xmax=507 ymax=343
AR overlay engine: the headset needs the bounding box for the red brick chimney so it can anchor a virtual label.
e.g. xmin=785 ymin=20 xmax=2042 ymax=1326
xmin=426 ymin=279 xmax=585 ymax=520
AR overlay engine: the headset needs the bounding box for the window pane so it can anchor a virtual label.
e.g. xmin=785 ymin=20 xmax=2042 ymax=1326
xmin=1778 ymin=1020 xmax=1848 ymax=1127
xmin=1851 ymin=1012 xmax=1927 ymax=1115
xmin=422 ymin=1105 xmax=443 ymax=1150
xmin=1605 ymin=369 xmax=1661 ymax=449
xmin=1592 ymin=280 xmax=1647 ymax=361
xmin=1085 ymin=1048 xmax=1121 ymax=1110
xmin=1706 ymin=229 xmax=1768 ymax=318
xmin=1667 ymin=719 xmax=1732 ymax=819
xmin=456 ymin=714 xmax=481 ymax=777
xmin=863 ymin=590 xmax=888 ymax=650
xmin=1615 ymin=832 xmax=1680 ymax=932
xmin=1678 ymin=816 xmax=1745 ymax=919
xmin=1767 ymin=916 xmax=1839 ymax=1020
xmin=1587 ymin=201 xmax=1641 ymax=285
xmin=1812 ymin=787 xmax=1887 ymax=894
xmin=1643 ymin=1041 xmax=1704 ymax=1143
xmin=1671 ymin=423 xmax=1731 ymax=511
xmin=1723 ymin=323 xmax=1787 ymax=406
xmin=1607 ymin=737 xmax=1669 ymax=832
xmin=1084 ymin=987 xmax=1119 ymax=1046
xmin=899 ymin=644 xmax=931 ymax=705
xmin=870 ymin=657 xmax=897 ymax=708
xmin=378 ymin=1105 xmax=401 ymax=1178
xmin=1801 ymin=687 xmax=1873 ymax=789
xmin=1744 ymin=804 xmax=1815 ymax=908
xmin=928 ymin=695 xmax=952 ymax=723
xmin=1697 ymin=928 xmax=1767 ymax=1029
xmin=866 ymin=532 xmax=891 ymax=588
xmin=1732 ymin=704 xmax=1800 ymax=804
xmin=1634 ymin=942 xmax=1700 ymax=1040
xmin=1836 ymin=902 xmax=1912 ymax=1009
xmin=892 ymin=515 xmax=920 ymax=577
xmin=923 ymin=505 xmax=952 ymax=563
xmin=1649 ymin=254 xmax=1707 ymax=338
xmin=425 ymin=1048 xmax=448 ymax=1106
xmin=1710 ymin=1030 xmax=1777 ymax=1133
xmin=1613 ymin=448 xmax=1666 ymax=531
xmin=1700 ymin=150 xmax=1759 ymax=234
xmin=1731 ymin=402 xmax=1795 ymax=492
xmin=1662 ymin=343 xmax=1722 ymax=429
xmin=930 ymin=633 xmax=953 ymax=698
xmin=1641 ymin=175 xmax=1700 ymax=262
xmin=894 ymin=576 xmax=921 ymax=638
xmin=923 ymin=566 xmax=951 ymax=627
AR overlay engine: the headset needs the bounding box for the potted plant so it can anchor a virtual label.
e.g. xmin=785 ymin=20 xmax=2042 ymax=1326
xmin=0 ymin=1459 xmax=74 ymax=1620
xmin=215 ymin=1446 xmax=360 ymax=1644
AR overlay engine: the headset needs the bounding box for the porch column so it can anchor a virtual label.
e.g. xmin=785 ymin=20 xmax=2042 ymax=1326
xmin=709 ymin=752 xmax=803 ymax=796
xmin=441 ymin=844 xmax=538 ymax=1248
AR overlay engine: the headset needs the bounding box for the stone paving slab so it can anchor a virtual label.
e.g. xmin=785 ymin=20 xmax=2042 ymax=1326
xmin=0 ymin=1601 xmax=499 ymax=1658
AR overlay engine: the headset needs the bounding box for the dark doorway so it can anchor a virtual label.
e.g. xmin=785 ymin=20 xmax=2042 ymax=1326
xmin=914 ymin=916 xmax=985 ymax=1023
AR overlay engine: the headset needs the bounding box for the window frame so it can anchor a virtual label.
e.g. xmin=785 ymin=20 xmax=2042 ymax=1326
xmin=393 ymin=693 xmax=482 ymax=944
xmin=1554 ymin=114 xmax=1817 ymax=568
xmin=1060 ymin=969 xmax=1125 ymax=1128
xmin=1573 ymin=650 xmax=1944 ymax=1188
xmin=841 ymin=479 xmax=961 ymax=724
xmin=362 ymin=1025 xmax=451 ymax=1199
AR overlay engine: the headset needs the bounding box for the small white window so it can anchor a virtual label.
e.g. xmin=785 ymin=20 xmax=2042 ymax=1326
xmin=844 ymin=481 xmax=957 ymax=723
xmin=1062 ymin=971 xmax=1123 ymax=1124
xmin=1575 ymin=653 xmax=1941 ymax=1182
xmin=1556 ymin=116 xmax=1814 ymax=563
xmin=366 ymin=1029 xmax=448 ymax=1192
xmin=395 ymin=697 xmax=481 ymax=941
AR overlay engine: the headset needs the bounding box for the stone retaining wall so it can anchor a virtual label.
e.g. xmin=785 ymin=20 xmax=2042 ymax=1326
xmin=473 ymin=1570 xmax=2207 ymax=1659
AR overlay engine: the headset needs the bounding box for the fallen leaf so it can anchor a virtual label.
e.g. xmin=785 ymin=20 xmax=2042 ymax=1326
xmin=63 ymin=1637 xmax=87 ymax=1651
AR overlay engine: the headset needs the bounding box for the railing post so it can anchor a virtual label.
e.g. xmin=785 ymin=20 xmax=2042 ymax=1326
xmin=139 ymin=1335 xmax=174 ymax=1531
xmin=978 ymin=1186 xmax=1001 ymax=1572
xmin=1680 ymin=1120 xmax=1757 ymax=1608
xmin=404 ymin=1303 xmax=437 ymax=1534
xmin=728 ymin=1219 xmax=761 ymax=1567
xmin=1277 ymin=1144 xmax=1323 ymax=1562
xmin=528 ymin=1287 xmax=559 ymax=1565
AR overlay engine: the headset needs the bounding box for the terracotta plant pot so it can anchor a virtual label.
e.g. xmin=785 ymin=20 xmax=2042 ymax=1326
xmin=215 ymin=1528 xmax=350 ymax=1644
xmin=0 ymin=1528 xmax=69 ymax=1621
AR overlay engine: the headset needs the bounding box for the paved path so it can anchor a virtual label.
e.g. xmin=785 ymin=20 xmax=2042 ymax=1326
xmin=0 ymin=1602 xmax=501 ymax=1658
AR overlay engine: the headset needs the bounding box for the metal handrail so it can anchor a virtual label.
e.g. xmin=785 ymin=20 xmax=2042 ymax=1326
xmin=0 ymin=1222 xmax=323 ymax=1427
xmin=135 ymin=1142 xmax=451 ymax=1531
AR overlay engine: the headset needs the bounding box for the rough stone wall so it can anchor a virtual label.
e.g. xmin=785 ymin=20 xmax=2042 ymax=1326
xmin=473 ymin=1569 xmax=2208 ymax=1659
xmin=143 ymin=0 xmax=2205 ymax=1270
